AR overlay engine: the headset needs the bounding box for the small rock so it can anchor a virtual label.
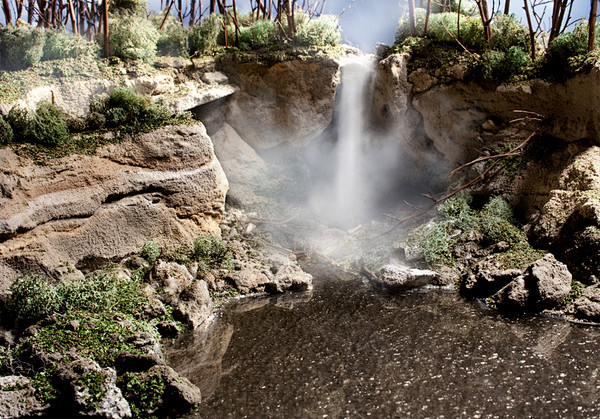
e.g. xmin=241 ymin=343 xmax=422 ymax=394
xmin=0 ymin=376 xmax=48 ymax=418
xmin=371 ymin=264 xmax=438 ymax=291
xmin=231 ymin=269 xmax=270 ymax=294
xmin=482 ymin=119 xmax=501 ymax=132
xmin=265 ymin=264 xmax=313 ymax=294
xmin=574 ymin=285 xmax=600 ymax=322
xmin=201 ymin=71 xmax=229 ymax=85
xmin=491 ymin=276 xmax=530 ymax=312
xmin=524 ymin=253 xmax=572 ymax=309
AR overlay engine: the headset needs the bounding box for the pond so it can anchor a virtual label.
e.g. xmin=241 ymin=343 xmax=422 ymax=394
xmin=167 ymin=273 xmax=600 ymax=418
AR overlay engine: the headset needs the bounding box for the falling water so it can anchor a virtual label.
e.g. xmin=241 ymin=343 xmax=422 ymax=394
xmin=330 ymin=55 xmax=376 ymax=226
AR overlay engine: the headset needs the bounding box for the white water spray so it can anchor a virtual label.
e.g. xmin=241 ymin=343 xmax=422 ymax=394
xmin=331 ymin=55 xmax=376 ymax=226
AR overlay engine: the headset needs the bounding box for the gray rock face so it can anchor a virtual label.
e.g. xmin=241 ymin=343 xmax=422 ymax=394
xmin=264 ymin=255 xmax=313 ymax=294
xmin=487 ymin=254 xmax=572 ymax=313
xmin=461 ymin=259 xmax=522 ymax=298
xmin=371 ymin=264 xmax=438 ymax=291
xmin=149 ymin=261 xmax=212 ymax=329
xmin=491 ymin=276 xmax=530 ymax=312
xmin=575 ymin=285 xmax=600 ymax=322
xmin=524 ymin=253 xmax=572 ymax=309
xmin=148 ymin=365 xmax=202 ymax=414
xmin=56 ymin=358 xmax=131 ymax=419
xmin=0 ymin=124 xmax=228 ymax=291
xmin=219 ymin=55 xmax=341 ymax=150
xmin=0 ymin=375 xmax=48 ymax=418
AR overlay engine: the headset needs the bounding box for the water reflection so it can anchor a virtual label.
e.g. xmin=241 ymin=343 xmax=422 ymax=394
xmin=168 ymin=277 xmax=600 ymax=418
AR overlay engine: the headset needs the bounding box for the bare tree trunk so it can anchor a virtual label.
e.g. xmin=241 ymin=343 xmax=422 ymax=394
xmin=548 ymin=0 xmax=567 ymax=44
xmin=189 ymin=0 xmax=196 ymax=24
xmin=523 ymin=0 xmax=535 ymax=59
xmin=457 ymin=0 xmax=462 ymax=39
xmin=407 ymin=0 xmax=416 ymax=36
xmin=475 ymin=0 xmax=492 ymax=44
xmin=102 ymin=0 xmax=108 ymax=58
xmin=28 ymin=0 xmax=34 ymax=23
xmin=589 ymin=0 xmax=598 ymax=52
xmin=285 ymin=0 xmax=295 ymax=41
xmin=423 ymin=0 xmax=432 ymax=36
xmin=209 ymin=0 xmax=215 ymax=13
xmin=504 ymin=0 xmax=510 ymax=14
xmin=2 ymin=0 xmax=13 ymax=25
xmin=66 ymin=0 xmax=77 ymax=33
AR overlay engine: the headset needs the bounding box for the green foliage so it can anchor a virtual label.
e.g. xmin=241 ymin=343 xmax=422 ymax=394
xmin=544 ymin=21 xmax=590 ymax=76
xmin=162 ymin=245 xmax=193 ymax=266
xmin=28 ymin=101 xmax=70 ymax=147
xmin=193 ymin=235 xmax=234 ymax=271
xmin=0 ymin=26 xmax=45 ymax=70
xmin=152 ymin=12 xmax=188 ymax=57
xmin=481 ymin=196 xmax=514 ymax=222
xmin=239 ymin=20 xmax=278 ymax=49
xmin=109 ymin=15 xmax=159 ymax=62
xmin=140 ymin=241 xmax=160 ymax=264
xmin=481 ymin=46 xmax=531 ymax=80
xmin=188 ymin=14 xmax=223 ymax=55
xmin=295 ymin=13 xmax=341 ymax=47
xmin=5 ymin=275 xmax=60 ymax=322
xmin=437 ymin=196 xmax=476 ymax=231
xmin=479 ymin=216 xmax=525 ymax=247
xmin=27 ymin=311 xmax=157 ymax=367
xmin=0 ymin=115 xmax=13 ymax=145
xmin=561 ymin=280 xmax=585 ymax=309
xmin=90 ymin=87 xmax=171 ymax=128
xmin=43 ymin=29 xmax=96 ymax=61
xmin=420 ymin=222 xmax=456 ymax=265
xmin=75 ymin=371 xmax=107 ymax=410
xmin=5 ymin=105 xmax=31 ymax=140
xmin=30 ymin=369 xmax=60 ymax=405
xmin=118 ymin=371 xmax=166 ymax=418
xmin=489 ymin=14 xmax=529 ymax=52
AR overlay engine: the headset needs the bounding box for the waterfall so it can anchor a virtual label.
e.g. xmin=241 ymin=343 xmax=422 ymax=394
xmin=331 ymin=55 xmax=376 ymax=227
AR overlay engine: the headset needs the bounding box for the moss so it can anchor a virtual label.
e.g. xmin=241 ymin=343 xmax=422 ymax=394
xmin=559 ymin=280 xmax=585 ymax=310
xmin=193 ymin=235 xmax=235 ymax=272
xmin=27 ymin=311 xmax=157 ymax=367
xmin=140 ymin=241 xmax=160 ymax=264
xmin=30 ymin=368 xmax=61 ymax=405
xmin=161 ymin=245 xmax=193 ymax=266
xmin=75 ymin=370 xmax=107 ymax=410
xmin=0 ymin=115 xmax=13 ymax=145
xmin=484 ymin=242 xmax=546 ymax=270
xmin=118 ymin=371 xmax=166 ymax=418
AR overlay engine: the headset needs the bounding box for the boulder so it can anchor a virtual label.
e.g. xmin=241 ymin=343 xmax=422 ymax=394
xmin=219 ymin=55 xmax=340 ymax=150
xmin=231 ymin=268 xmax=271 ymax=294
xmin=461 ymin=258 xmax=522 ymax=298
xmin=148 ymin=365 xmax=202 ymax=415
xmin=490 ymin=276 xmax=530 ymax=313
xmin=265 ymin=263 xmax=313 ymax=294
xmin=574 ymin=285 xmax=600 ymax=322
xmin=149 ymin=261 xmax=212 ymax=329
xmin=0 ymin=375 xmax=48 ymax=418
xmin=0 ymin=124 xmax=228 ymax=289
xmin=524 ymin=253 xmax=572 ymax=309
xmin=56 ymin=357 xmax=131 ymax=419
xmin=370 ymin=264 xmax=438 ymax=292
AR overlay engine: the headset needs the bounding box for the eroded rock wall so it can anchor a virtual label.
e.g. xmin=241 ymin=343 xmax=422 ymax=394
xmin=0 ymin=124 xmax=228 ymax=290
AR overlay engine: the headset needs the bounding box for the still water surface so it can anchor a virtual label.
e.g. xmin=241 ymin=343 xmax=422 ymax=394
xmin=168 ymin=275 xmax=600 ymax=418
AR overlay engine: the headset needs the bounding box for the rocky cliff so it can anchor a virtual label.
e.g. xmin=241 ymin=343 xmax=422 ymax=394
xmin=0 ymin=124 xmax=228 ymax=291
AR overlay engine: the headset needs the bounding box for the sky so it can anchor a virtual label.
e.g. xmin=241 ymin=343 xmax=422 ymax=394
xmin=0 ymin=0 xmax=594 ymax=52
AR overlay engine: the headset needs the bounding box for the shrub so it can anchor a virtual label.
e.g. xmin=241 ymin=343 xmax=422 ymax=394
xmin=421 ymin=222 xmax=455 ymax=265
xmin=489 ymin=14 xmax=529 ymax=52
xmin=5 ymin=275 xmax=60 ymax=322
xmin=0 ymin=26 xmax=45 ymax=70
xmin=5 ymin=105 xmax=31 ymax=140
xmin=140 ymin=241 xmax=160 ymax=264
xmin=0 ymin=115 xmax=13 ymax=145
xmin=109 ymin=15 xmax=159 ymax=62
xmin=481 ymin=196 xmax=514 ymax=222
xmin=239 ymin=20 xmax=278 ymax=49
xmin=152 ymin=12 xmax=188 ymax=57
xmin=295 ymin=13 xmax=341 ymax=46
xmin=28 ymin=101 xmax=70 ymax=147
xmin=193 ymin=235 xmax=234 ymax=271
xmin=118 ymin=371 xmax=166 ymax=418
xmin=188 ymin=14 xmax=223 ymax=55
xmin=544 ymin=21 xmax=592 ymax=76
xmin=481 ymin=46 xmax=530 ymax=80
xmin=90 ymin=87 xmax=171 ymax=127
xmin=437 ymin=196 xmax=476 ymax=231
xmin=42 ymin=29 xmax=96 ymax=61
xmin=84 ymin=111 xmax=107 ymax=131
